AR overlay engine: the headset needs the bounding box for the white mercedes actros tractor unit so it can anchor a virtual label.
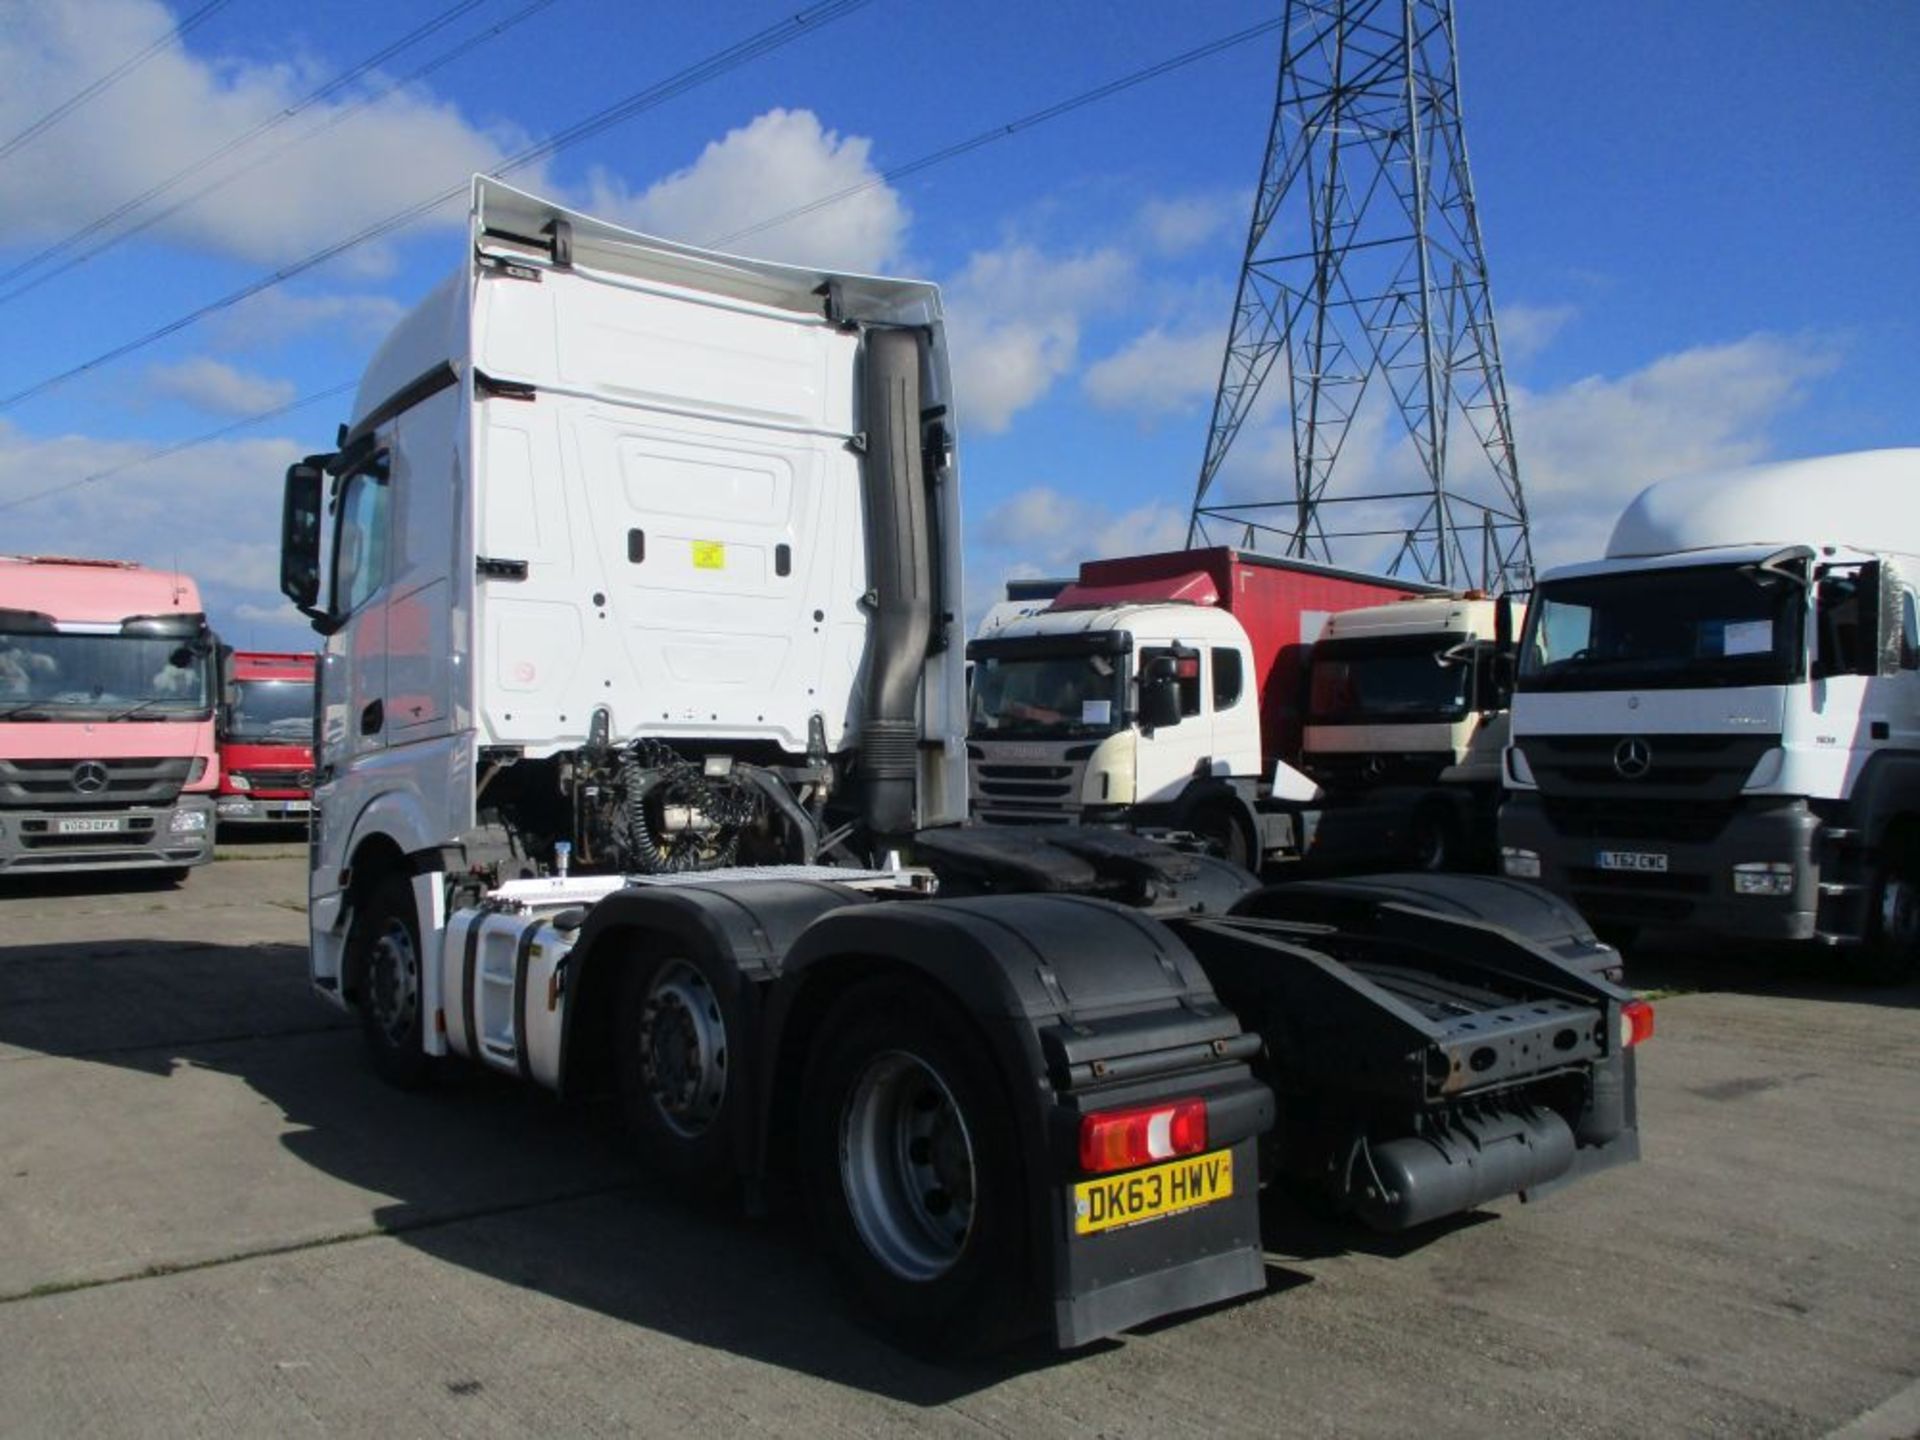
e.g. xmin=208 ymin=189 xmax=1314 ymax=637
xmin=277 ymin=178 xmax=1648 ymax=1354
xmin=1500 ymin=450 xmax=1920 ymax=980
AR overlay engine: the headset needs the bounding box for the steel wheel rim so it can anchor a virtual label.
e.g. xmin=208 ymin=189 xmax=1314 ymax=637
xmin=839 ymin=1050 xmax=976 ymax=1282
xmin=368 ymin=918 xmax=418 ymax=1044
xmin=639 ymin=960 xmax=727 ymax=1138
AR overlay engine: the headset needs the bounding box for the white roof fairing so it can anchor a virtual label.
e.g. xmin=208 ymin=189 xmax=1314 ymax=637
xmin=349 ymin=176 xmax=949 ymax=434
xmin=1606 ymin=449 xmax=1920 ymax=561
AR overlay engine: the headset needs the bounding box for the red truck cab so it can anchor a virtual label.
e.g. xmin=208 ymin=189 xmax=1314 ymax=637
xmin=216 ymin=650 xmax=315 ymax=827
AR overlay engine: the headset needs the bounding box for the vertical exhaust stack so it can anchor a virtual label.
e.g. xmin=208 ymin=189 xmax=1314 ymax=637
xmin=859 ymin=328 xmax=935 ymax=839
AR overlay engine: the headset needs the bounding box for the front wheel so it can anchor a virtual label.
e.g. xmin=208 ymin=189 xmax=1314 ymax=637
xmin=799 ymin=978 xmax=1034 ymax=1355
xmin=349 ymin=874 xmax=434 ymax=1089
xmin=1195 ymin=804 xmax=1256 ymax=873
xmin=1855 ymin=850 xmax=1920 ymax=985
xmin=1407 ymin=805 xmax=1458 ymax=873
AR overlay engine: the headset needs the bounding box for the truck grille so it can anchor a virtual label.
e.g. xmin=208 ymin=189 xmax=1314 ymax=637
xmin=232 ymin=768 xmax=313 ymax=791
xmin=968 ymin=744 xmax=1094 ymax=824
xmin=0 ymin=756 xmax=192 ymax=808
xmin=1540 ymin=794 xmax=1741 ymax=845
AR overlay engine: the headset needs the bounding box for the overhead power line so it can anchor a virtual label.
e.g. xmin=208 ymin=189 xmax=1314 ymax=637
xmin=0 ymin=0 xmax=235 ymax=166
xmin=0 ymin=0 xmax=502 ymax=297
xmin=710 ymin=14 xmax=1285 ymax=250
xmin=0 ymin=0 xmax=873 ymax=416
xmin=0 ymin=10 xmax=1283 ymax=517
xmin=0 ymin=381 xmax=355 ymax=517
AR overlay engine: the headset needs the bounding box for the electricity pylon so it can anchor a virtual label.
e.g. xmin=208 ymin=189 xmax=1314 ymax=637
xmin=1189 ymin=0 xmax=1532 ymax=592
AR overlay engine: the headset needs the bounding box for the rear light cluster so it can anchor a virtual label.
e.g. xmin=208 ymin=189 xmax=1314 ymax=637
xmin=1620 ymin=999 xmax=1655 ymax=1048
xmin=1078 ymin=1098 xmax=1208 ymax=1174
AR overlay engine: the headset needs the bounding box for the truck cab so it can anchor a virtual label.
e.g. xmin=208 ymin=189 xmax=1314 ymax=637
xmin=1501 ymin=450 xmax=1920 ymax=978
xmin=0 ymin=556 xmax=218 ymax=878
xmin=216 ymin=649 xmax=316 ymax=828
xmin=1300 ymin=593 xmax=1516 ymax=868
xmin=968 ymin=599 xmax=1259 ymax=830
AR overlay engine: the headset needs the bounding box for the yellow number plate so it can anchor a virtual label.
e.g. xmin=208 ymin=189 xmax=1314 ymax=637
xmin=1072 ymin=1150 xmax=1233 ymax=1236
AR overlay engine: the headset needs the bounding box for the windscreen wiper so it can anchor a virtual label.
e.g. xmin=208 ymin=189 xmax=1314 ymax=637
xmin=0 ymin=702 xmax=50 ymax=721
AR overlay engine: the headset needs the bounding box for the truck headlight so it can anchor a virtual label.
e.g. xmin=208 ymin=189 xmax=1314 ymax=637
xmin=170 ymin=809 xmax=208 ymax=834
xmin=1501 ymin=846 xmax=1541 ymax=879
xmin=1732 ymin=861 xmax=1793 ymax=896
xmin=1504 ymin=745 xmax=1535 ymax=787
xmin=1741 ymin=748 xmax=1784 ymax=791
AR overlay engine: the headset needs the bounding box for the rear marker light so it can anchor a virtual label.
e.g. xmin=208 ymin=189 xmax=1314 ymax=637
xmin=1079 ymin=1098 xmax=1208 ymax=1174
xmin=1620 ymin=999 xmax=1655 ymax=1049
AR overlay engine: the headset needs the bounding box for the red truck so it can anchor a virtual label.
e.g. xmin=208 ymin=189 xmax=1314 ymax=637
xmin=215 ymin=650 xmax=315 ymax=828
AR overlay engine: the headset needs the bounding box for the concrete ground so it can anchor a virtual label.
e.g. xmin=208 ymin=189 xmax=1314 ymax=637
xmin=0 ymin=845 xmax=1915 ymax=1438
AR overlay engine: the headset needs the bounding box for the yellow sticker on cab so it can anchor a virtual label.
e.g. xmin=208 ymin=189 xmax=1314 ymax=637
xmin=692 ymin=540 xmax=725 ymax=569
xmin=1072 ymin=1149 xmax=1232 ymax=1235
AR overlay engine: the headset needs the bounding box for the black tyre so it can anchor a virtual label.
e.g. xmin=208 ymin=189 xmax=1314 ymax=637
xmin=1855 ymin=851 xmax=1920 ymax=986
xmin=1195 ymin=804 xmax=1256 ymax=873
xmin=349 ymin=874 xmax=434 ymax=1089
xmin=799 ymin=978 xmax=1034 ymax=1355
xmin=1407 ymin=805 xmax=1458 ymax=873
xmin=614 ymin=950 xmax=742 ymax=1194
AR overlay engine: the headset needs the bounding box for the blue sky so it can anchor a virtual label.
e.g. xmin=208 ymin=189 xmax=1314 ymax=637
xmin=0 ymin=0 xmax=1913 ymax=651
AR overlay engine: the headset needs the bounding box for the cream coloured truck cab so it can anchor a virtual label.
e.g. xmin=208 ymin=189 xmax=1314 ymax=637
xmin=1301 ymin=594 xmax=1516 ymax=870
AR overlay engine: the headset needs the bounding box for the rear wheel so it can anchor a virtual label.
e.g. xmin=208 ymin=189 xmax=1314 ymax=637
xmin=350 ymin=874 xmax=434 ymax=1089
xmin=614 ymin=951 xmax=741 ymax=1194
xmin=800 ymin=978 xmax=1033 ymax=1354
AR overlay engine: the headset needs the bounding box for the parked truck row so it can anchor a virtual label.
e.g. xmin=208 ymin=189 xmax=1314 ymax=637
xmin=967 ymin=547 xmax=1516 ymax=873
xmin=269 ymin=179 xmax=1648 ymax=1354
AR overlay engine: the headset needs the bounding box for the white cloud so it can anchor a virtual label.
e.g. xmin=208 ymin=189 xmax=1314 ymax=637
xmin=967 ymin=486 xmax=1189 ymax=625
xmin=943 ymin=244 xmax=1133 ymax=433
xmin=1514 ymin=333 xmax=1839 ymax=570
xmin=0 ymin=420 xmax=310 ymax=646
xmin=586 ymin=109 xmax=909 ymax=273
xmin=0 ymin=0 xmax=533 ymax=267
xmin=144 ymin=357 xmax=294 ymax=416
xmin=1083 ymin=324 xmax=1226 ymax=419
xmin=1498 ymin=302 xmax=1579 ymax=365
xmin=1185 ymin=332 xmax=1838 ymax=582
xmin=211 ymin=290 xmax=409 ymax=351
xmin=1134 ymin=191 xmax=1244 ymax=256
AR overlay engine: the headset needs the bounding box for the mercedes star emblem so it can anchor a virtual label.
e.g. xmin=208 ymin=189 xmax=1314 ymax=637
xmin=70 ymin=760 xmax=110 ymax=795
xmin=1612 ymin=737 xmax=1653 ymax=780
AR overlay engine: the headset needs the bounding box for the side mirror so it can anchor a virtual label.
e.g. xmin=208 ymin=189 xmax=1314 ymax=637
xmin=1140 ymin=657 xmax=1183 ymax=730
xmin=280 ymin=458 xmax=327 ymax=623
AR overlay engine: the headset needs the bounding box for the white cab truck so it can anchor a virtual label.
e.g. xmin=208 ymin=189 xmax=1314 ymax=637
xmin=1500 ymin=450 xmax=1920 ymax=980
xmin=277 ymin=178 xmax=1648 ymax=1355
xmin=1300 ymin=593 xmax=1517 ymax=871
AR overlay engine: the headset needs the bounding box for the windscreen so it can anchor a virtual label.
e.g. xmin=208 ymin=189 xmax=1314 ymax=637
xmin=227 ymin=678 xmax=314 ymax=743
xmin=968 ymin=651 xmax=1126 ymax=739
xmin=0 ymin=630 xmax=213 ymax=719
xmin=1308 ymin=634 xmax=1474 ymax=724
xmin=1519 ymin=563 xmax=1805 ymax=692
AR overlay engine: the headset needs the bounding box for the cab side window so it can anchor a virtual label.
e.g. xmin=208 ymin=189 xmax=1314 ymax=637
xmin=1903 ymin=590 xmax=1919 ymax=671
xmin=333 ymin=455 xmax=390 ymax=617
xmin=1212 ymin=647 xmax=1244 ymax=711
